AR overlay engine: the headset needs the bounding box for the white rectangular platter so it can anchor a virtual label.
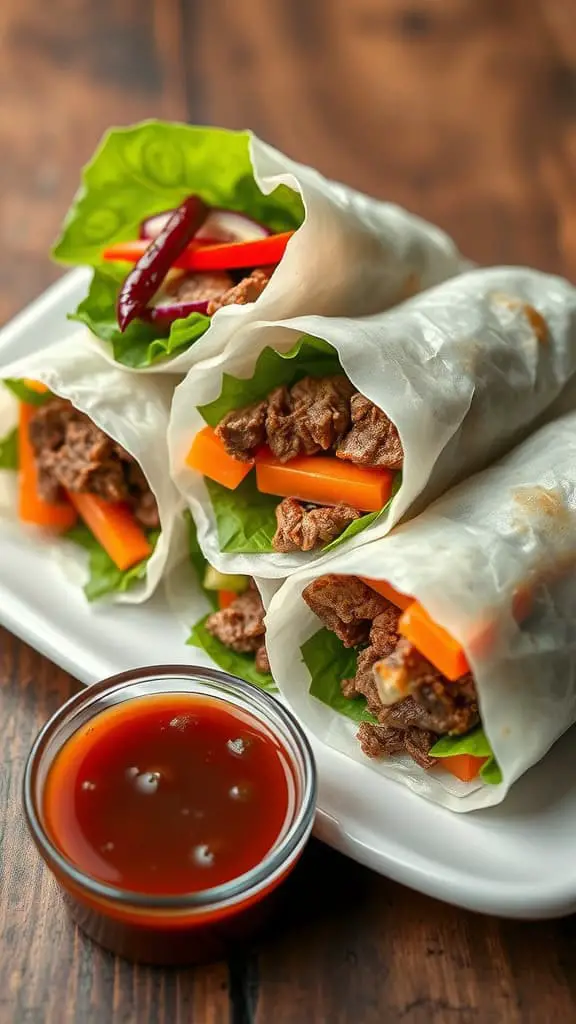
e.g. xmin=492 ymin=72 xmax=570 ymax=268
xmin=2 ymin=270 xmax=576 ymax=920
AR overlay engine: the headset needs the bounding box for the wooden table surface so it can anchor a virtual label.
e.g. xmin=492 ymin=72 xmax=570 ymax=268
xmin=1 ymin=1 xmax=576 ymax=1021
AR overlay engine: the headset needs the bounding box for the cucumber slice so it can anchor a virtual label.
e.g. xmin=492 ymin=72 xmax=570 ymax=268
xmin=203 ymin=566 xmax=250 ymax=593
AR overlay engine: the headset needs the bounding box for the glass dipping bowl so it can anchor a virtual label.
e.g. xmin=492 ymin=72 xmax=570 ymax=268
xmin=23 ymin=665 xmax=317 ymax=965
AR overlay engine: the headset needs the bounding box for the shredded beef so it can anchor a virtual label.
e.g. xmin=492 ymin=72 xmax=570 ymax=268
xmin=265 ymin=386 xmax=302 ymax=461
xmin=308 ymin=573 xmax=479 ymax=768
xmin=289 ymin=375 xmax=354 ymax=454
xmin=28 ymin=398 xmax=159 ymax=529
xmin=215 ymin=400 xmax=267 ymax=462
xmin=403 ymin=729 xmax=438 ymax=769
xmin=124 ymin=461 xmax=160 ymax=529
xmin=45 ymin=416 xmax=126 ymax=500
xmin=372 ymin=638 xmax=479 ymax=735
xmin=255 ymin=644 xmax=270 ymax=674
xmin=167 ymin=270 xmax=235 ymax=307
xmin=337 ymin=393 xmax=404 ymax=470
xmin=266 ymin=375 xmax=354 ymax=462
xmin=357 ymin=721 xmax=405 ymax=759
xmin=207 ymin=268 xmax=272 ymax=316
xmin=357 ymin=721 xmax=437 ymax=769
xmin=302 ymin=573 xmax=389 ymax=647
xmin=273 ymin=498 xmax=361 ymax=552
xmin=213 ymin=369 xmax=401 ymax=477
xmin=408 ymin=677 xmax=479 ymax=735
xmin=369 ymin=607 xmax=403 ymax=655
xmin=345 ymin=647 xmax=385 ymax=716
xmin=344 ymin=605 xmax=402 ymax=713
xmin=205 ymin=588 xmax=265 ymax=654
xmin=214 ymin=374 xmax=354 ymax=464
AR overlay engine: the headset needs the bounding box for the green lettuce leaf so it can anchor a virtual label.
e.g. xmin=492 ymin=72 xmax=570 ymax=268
xmin=200 ymin=335 xmax=341 ymax=426
xmin=206 ymin=474 xmax=279 ymax=554
xmin=4 ymin=380 xmax=52 ymax=406
xmin=69 ymin=264 xmax=212 ymax=369
xmin=53 ymin=121 xmax=304 ymax=267
xmin=0 ymin=428 xmax=18 ymax=469
xmin=301 ymin=628 xmax=376 ymax=724
xmin=429 ymin=728 xmax=503 ymax=785
xmin=65 ymin=521 xmax=159 ymax=602
xmin=188 ymin=617 xmax=276 ymax=691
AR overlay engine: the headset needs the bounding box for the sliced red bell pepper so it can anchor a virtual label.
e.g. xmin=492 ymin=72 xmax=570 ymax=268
xmin=102 ymin=231 xmax=294 ymax=274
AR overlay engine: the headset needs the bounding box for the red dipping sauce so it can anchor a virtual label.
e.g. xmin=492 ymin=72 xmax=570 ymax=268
xmin=44 ymin=695 xmax=292 ymax=895
xmin=24 ymin=667 xmax=316 ymax=965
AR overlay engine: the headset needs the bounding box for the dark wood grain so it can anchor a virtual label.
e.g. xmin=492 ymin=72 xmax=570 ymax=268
xmin=1 ymin=0 xmax=576 ymax=1022
xmin=193 ymin=0 xmax=576 ymax=277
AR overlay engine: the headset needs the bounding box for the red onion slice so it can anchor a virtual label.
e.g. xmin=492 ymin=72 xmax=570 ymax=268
xmin=140 ymin=208 xmax=271 ymax=244
xmin=142 ymin=270 xmax=234 ymax=327
xmin=144 ymin=299 xmax=211 ymax=325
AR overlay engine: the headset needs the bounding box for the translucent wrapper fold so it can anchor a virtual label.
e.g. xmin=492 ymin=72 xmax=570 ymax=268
xmin=169 ymin=266 xmax=576 ymax=579
xmin=103 ymin=133 xmax=463 ymax=373
xmin=264 ymin=411 xmax=576 ymax=811
xmin=0 ymin=330 xmax=184 ymax=602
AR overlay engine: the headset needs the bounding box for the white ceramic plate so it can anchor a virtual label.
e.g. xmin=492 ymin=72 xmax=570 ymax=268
xmin=2 ymin=270 xmax=576 ymax=920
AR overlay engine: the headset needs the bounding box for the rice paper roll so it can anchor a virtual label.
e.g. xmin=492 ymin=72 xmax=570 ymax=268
xmin=0 ymin=330 xmax=184 ymax=603
xmin=53 ymin=121 xmax=463 ymax=372
xmin=264 ymin=411 xmax=576 ymax=811
xmin=169 ymin=266 xmax=576 ymax=579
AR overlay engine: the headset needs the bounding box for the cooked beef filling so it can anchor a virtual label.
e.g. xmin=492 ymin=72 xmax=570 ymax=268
xmin=205 ymin=583 xmax=269 ymax=674
xmin=303 ymin=574 xmax=479 ymax=770
xmin=206 ymin=268 xmax=272 ymax=316
xmin=166 ymin=270 xmax=236 ymax=306
xmin=28 ymin=398 xmax=159 ymax=529
xmin=165 ymin=267 xmax=272 ymax=319
xmin=213 ymin=374 xmax=403 ymax=553
xmin=337 ymin=393 xmax=404 ymax=470
xmin=273 ymin=498 xmax=362 ymax=552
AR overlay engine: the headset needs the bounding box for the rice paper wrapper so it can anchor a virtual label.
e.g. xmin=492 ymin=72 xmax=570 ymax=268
xmin=103 ymin=134 xmax=462 ymax=374
xmin=265 ymin=411 xmax=576 ymax=811
xmin=0 ymin=329 xmax=184 ymax=603
xmin=169 ymin=266 xmax=576 ymax=579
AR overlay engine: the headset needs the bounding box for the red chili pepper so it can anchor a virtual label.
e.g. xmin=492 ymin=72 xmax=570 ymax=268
xmin=104 ymin=231 xmax=294 ymax=276
xmin=116 ymin=196 xmax=209 ymax=332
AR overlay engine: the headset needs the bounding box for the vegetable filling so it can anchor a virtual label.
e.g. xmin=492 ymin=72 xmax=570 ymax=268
xmin=303 ymin=574 xmax=487 ymax=780
xmin=28 ymin=399 xmax=159 ymax=531
xmin=189 ymin=369 xmax=402 ymax=553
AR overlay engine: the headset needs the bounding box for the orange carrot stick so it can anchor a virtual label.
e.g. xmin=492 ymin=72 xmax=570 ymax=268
xmin=18 ymin=403 xmax=78 ymax=531
xmin=399 ymin=601 xmax=470 ymax=682
xmin=218 ymin=589 xmax=237 ymax=610
xmin=360 ymin=578 xmax=413 ymax=610
xmin=255 ymin=450 xmax=395 ymax=512
xmin=66 ymin=491 xmax=152 ymax=570
xmin=186 ymin=427 xmax=253 ymax=490
xmin=441 ymin=754 xmax=487 ymax=783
